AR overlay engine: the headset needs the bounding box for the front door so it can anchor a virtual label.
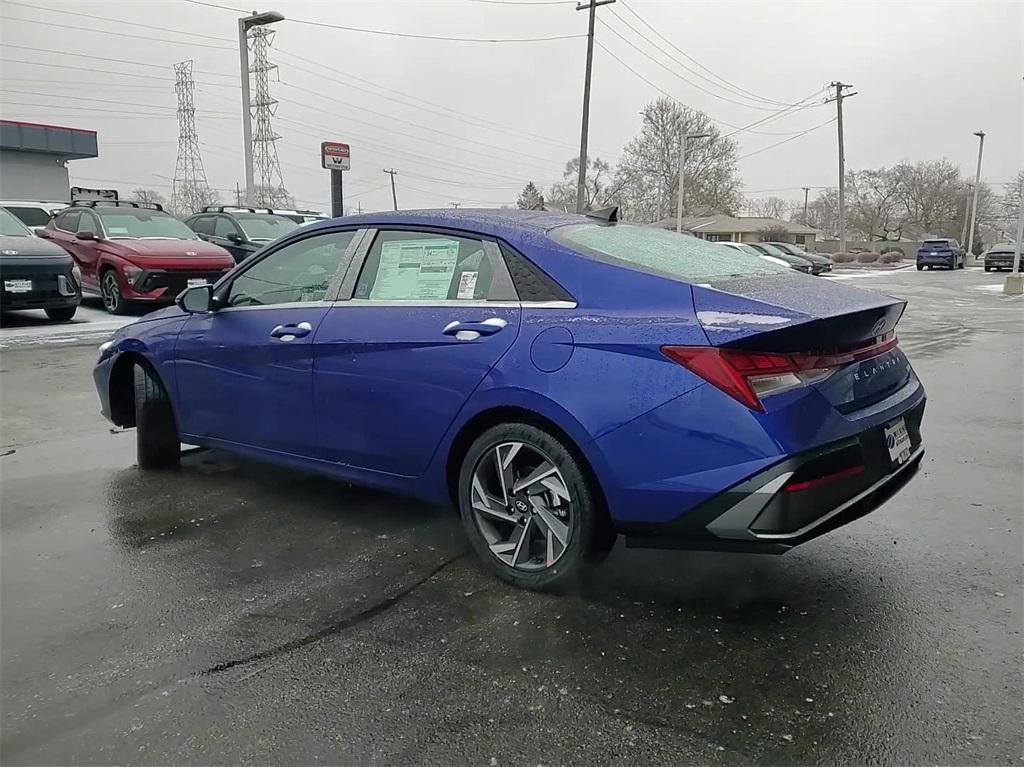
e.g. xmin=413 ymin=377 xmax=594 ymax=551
xmin=314 ymin=229 xmax=521 ymax=476
xmin=174 ymin=228 xmax=360 ymax=455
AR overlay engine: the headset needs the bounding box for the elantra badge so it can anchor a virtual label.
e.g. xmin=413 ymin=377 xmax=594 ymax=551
xmin=185 ymin=251 xmax=198 ymax=256
xmin=1 ymin=249 xmax=18 ymax=255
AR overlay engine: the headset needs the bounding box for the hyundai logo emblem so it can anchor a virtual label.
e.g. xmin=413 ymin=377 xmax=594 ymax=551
xmin=514 ymin=499 xmax=529 ymax=512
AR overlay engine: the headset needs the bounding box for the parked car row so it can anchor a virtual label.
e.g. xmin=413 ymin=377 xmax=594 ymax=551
xmin=717 ymin=241 xmax=833 ymax=275
xmin=0 ymin=200 xmax=326 ymax=317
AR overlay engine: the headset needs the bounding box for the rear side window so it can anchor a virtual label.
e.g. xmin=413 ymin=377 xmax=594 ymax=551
xmin=553 ymin=224 xmax=788 ymax=280
xmin=354 ymin=230 xmax=516 ymax=302
xmin=6 ymin=206 xmax=52 ymax=228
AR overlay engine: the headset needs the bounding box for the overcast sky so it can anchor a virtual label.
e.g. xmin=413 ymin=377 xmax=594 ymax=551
xmin=1 ymin=0 xmax=1020 ymax=213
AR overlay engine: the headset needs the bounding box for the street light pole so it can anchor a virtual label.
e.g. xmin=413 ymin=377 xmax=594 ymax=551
xmin=966 ymin=130 xmax=985 ymax=262
xmin=676 ymin=130 xmax=709 ymax=233
xmin=802 ymin=186 xmax=810 ymax=224
xmin=1005 ymin=194 xmax=1023 ymax=295
xmin=238 ymin=10 xmax=284 ymax=206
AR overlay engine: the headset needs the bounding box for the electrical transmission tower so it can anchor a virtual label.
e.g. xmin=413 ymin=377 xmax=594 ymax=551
xmin=171 ymin=60 xmax=214 ymax=215
xmin=248 ymin=26 xmax=290 ymax=207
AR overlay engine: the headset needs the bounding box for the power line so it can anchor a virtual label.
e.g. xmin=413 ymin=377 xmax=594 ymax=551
xmin=617 ymin=0 xmax=798 ymax=108
xmin=182 ymin=0 xmax=584 ymax=42
xmin=736 ymin=118 xmax=837 ymax=160
xmin=1 ymin=44 xmax=238 ymax=78
xmin=462 ymin=0 xmax=575 ymax=5
xmin=596 ymin=18 xmax=807 ymax=112
xmin=0 ymin=88 xmax=237 ymax=116
xmin=595 ymin=40 xmax=825 ymax=137
xmin=0 ymin=14 xmax=235 ymax=51
xmin=1 ymin=101 xmax=236 ymax=120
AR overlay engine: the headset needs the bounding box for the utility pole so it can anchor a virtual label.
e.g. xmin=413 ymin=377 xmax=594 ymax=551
xmin=235 ymin=182 xmax=242 ymax=207
xmin=575 ymin=0 xmax=615 ymax=214
xmin=676 ymin=130 xmax=709 ymax=233
xmin=450 ymin=202 xmax=461 ymax=208
xmin=960 ymin=182 xmax=973 ymax=246
xmin=802 ymin=187 xmax=810 ymax=224
xmin=966 ymin=130 xmax=985 ymax=262
xmin=383 ymin=168 xmax=398 ymax=211
xmin=828 ymin=81 xmax=856 ymax=252
xmin=237 ymin=11 xmax=284 ymax=205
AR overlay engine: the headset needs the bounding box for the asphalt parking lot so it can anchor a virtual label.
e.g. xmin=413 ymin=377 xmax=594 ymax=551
xmin=2 ymin=267 xmax=1021 ymax=765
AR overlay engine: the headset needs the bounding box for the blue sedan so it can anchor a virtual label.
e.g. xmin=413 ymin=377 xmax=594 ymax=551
xmin=93 ymin=208 xmax=926 ymax=590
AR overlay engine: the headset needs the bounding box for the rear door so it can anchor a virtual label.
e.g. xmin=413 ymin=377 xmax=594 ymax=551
xmin=49 ymin=210 xmax=98 ymax=290
xmin=313 ymin=228 xmax=521 ymax=476
xmin=174 ymin=228 xmax=362 ymax=455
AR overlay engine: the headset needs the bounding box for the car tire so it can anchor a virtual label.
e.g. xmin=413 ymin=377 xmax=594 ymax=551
xmin=44 ymin=306 xmax=76 ymax=322
xmin=134 ymin=363 xmax=180 ymax=469
xmin=958 ymin=260 xmax=965 ymax=269
xmin=984 ymin=265 xmax=991 ymax=272
xmin=457 ymin=422 xmax=614 ymax=591
xmin=101 ymin=270 xmax=128 ymax=315
xmin=916 ymin=264 xmax=923 ymax=271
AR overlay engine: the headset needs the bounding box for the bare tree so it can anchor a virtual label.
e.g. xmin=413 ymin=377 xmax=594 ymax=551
xmin=847 ymin=169 xmax=905 ymax=240
xmin=131 ymin=188 xmax=168 ymax=207
xmin=895 ymin=159 xmax=962 ymax=234
xmin=546 ymin=157 xmax=613 ymax=213
xmin=612 ymin=98 xmax=742 ymax=223
xmin=745 ymin=196 xmax=792 ymax=219
xmin=758 ymin=224 xmax=790 ymax=242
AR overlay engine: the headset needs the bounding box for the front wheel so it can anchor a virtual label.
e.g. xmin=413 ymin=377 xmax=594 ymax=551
xmin=958 ymin=260 xmax=965 ymax=269
xmin=134 ymin=364 xmax=180 ymax=469
xmin=916 ymin=264 xmax=923 ymax=271
xmin=101 ymin=270 xmax=128 ymax=315
xmin=984 ymin=265 xmax=991 ymax=272
xmin=44 ymin=306 xmax=76 ymax=322
xmin=457 ymin=423 xmax=614 ymax=591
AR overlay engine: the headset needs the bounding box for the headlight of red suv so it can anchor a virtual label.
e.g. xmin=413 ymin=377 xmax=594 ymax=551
xmin=122 ymin=265 xmax=143 ymax=286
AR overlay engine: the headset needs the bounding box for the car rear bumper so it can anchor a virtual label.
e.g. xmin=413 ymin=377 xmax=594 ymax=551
xmin=917 ymin=255 xmax=956 ymax=266
xmin=606 ymin=393 xmax=926 ymax=553
xmin=984 ymin=257 xmax=1014 ymax=268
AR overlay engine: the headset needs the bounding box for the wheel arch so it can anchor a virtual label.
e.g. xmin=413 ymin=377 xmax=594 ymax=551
xmin=444 ymin=405 xmax=612 ymax=530
xmin=107 ymin=351 xmax=173 ymax=429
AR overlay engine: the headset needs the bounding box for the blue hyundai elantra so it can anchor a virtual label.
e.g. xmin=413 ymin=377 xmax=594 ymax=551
xmin=94 ymin=208 xmax=925 ymax=590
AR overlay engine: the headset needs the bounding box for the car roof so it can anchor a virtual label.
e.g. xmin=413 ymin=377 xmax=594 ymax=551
xmin=303 ymin=207 xmax=588 ymax=242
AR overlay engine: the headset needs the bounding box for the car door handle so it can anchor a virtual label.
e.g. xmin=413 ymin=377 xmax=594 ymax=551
xmin=270 ymin=321 xmax=313 ymax=341
xmin=442 ymin=317 xmax=507 ymax=341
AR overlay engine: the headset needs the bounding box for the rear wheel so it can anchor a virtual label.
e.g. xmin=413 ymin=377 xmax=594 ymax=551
xmin=916 ymin=264 xmax=923 ymax=271
xmin=958 ymin=259 xmax=965 ymax=269
xmin=458 ymin=423 xmax=614 ymax=591
xmin=101 ymin=270 xmax=128 ymax=315
xmin=44 ymin=306 xmax=76 ymax=322
xmin=984 ymin=265 xmax=991 ymax=272
xmin=134 ymin=364 xmax=180 ymax=469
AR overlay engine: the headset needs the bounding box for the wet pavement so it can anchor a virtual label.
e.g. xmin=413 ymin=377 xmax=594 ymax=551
xmin=2 ymin=267 xmax=1021 ymax=765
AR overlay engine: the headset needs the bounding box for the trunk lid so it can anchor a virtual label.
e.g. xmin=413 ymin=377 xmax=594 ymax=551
xmin=691 ymin=273 xmax=911 ymax=412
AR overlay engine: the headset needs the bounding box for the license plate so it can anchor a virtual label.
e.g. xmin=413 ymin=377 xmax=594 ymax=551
xmin=884 ymin=418 xmax=912 ymax=466
xmin=186 ymin=278 xmax=208 ymax=288
xmin=4 ymin=279 xmax=32 ymax=293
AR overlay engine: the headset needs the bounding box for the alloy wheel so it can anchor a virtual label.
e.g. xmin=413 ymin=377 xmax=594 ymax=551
xmin=469 ymin=442 xmax=573 ymax=571
xmin=102 ymin=272 xmax=121 ymax=313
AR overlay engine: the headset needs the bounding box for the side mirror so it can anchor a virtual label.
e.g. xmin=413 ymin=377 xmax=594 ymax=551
xmin=226 ymin=232 xmax=243 ymax=244
xmin=33 ymin=227 xmax=50 ymax=238
xmin=75 ymin=230 xmax=96 ymax=241
xmin=176 ymin=284 xmax=213 ymax=313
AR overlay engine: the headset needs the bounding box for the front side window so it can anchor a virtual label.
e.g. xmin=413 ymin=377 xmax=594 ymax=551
xmin=189 ymin=216 xmax=214 ymax=236
xmin=55 ymin=210 xmax=81 ymax=232
xmin=227 ymin=230 xmax=356 ymax=307
xmin=77 ymin=211 xmax=99 ymax=235
xmin=354 ymin=230 xmax=514 ymax=301
xmin=213 ymin=217 xmax=238 ymax=239
xmin=234 ymin=214 xmax=298 ymax=242
xmin=553 ymin=224 xmax=789 ymax=280
xmin=97 ymin=210 xmax=197 ymax=240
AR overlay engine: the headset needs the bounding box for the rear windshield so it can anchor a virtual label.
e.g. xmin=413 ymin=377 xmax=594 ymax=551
xmin=553 ymin=224 xmax=789 ymax=280
xmin=98 ymin=210 xmax=197 ymax=239
xmin=922 ymin=240 xmax=952 ymax=248
xmin=235 ymin=214 xmax=298 ymax=241
xmin=5 ymin=206 xmax=52 ymax=228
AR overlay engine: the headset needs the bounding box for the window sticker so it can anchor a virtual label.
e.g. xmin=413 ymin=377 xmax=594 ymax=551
xmin=370 ymin=238 xmax=459 ymax=300
xmin=456 ymin=271 xmax=478 ymax=299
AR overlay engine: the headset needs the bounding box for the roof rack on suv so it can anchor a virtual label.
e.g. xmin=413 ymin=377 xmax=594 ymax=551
xmin=202 ymin=205 xmax=274 ymax=214
xmin=70 ymin=200 xmax=164 ymax=211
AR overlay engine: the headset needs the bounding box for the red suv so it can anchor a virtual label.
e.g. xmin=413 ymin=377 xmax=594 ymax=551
xmin=44 ymin=200 xmax=235 ymax=314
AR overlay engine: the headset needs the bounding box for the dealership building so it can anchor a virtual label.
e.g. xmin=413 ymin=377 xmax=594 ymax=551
xmin=0 ymin=119 xmax=98 ymax=201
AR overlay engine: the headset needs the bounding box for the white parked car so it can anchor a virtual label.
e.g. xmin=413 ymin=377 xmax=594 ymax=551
xmin=717 ymin=241 xmax=795 ymax=270
xmin=0 ymin=200 xmax=68 ymax=235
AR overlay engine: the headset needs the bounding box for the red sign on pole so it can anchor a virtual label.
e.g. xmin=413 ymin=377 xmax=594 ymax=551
xmin=321 ymin=141 xmax=350 ymax=171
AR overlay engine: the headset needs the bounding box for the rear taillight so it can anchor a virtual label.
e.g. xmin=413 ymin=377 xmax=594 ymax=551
xmin=662 ymin=335 xmax=898 ymax=412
